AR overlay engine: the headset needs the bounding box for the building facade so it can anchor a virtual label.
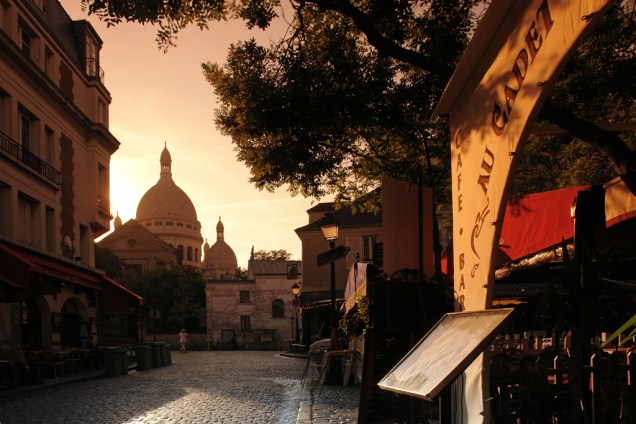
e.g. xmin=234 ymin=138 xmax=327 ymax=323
xmin=205 ymin=257 xmax=302 ymax=350
xmin=0 ymin=0 xmax=141 ymax=353
xmin=96 ymin=217 xmax=178 ymax=274
xmin=294 ymin=202 xmax=383 ymax=296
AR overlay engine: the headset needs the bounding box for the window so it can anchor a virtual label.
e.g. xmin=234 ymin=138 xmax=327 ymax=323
xmin=20 ymin=113 xmax=32 ymax=152
xmin=176 ymin=222 xmax=184 ymax=227
xmin=187 ymin=246 xmax=192 ymax=261
xmin=97 ymin=99 xmax=107 ymax=124
xmin=45 ymin=127 xmax=55 ymax=166
xmin=165 ymin=220 xmax=173 ymax=226
xmin=59 ymin=61 xmax=74 ymax=100
xmin=45 ymin=206 xmax=55 ymax=252
xmin=85 ymin=35 xmax=98 ymax=77
xmin=79 ymin=224 xmax=89 ymax=262
xmin=19 ymin=23 xmax=33 ymax=56
xmin=177 ymin=245 xmax=184 ymax=261
xmin=145 ymin=221 xmax=152 ymax=227
xmin=44 ymin=46 xmax=54 ymax=78
xmin=194 ymin=248 xmax=198 ymax=263
xmin=239 ymin=291 xmax=250 ymax=304
xmin=272 ymin=299 xmax=284 ymax=318
xmin=240 ymin=315 xmax=251 ymax=331
xmin=0 ymin=183 xmax=10 ymax=237
xmin=18 ymin=194 xmax=38 ymax=245
xmin=362 ymin=235 xmax=378 ymax=261
xmin=0 ymin=91 xmax=9 ymax=134
xmin=155 ymin=221 xmax=162 ymax=226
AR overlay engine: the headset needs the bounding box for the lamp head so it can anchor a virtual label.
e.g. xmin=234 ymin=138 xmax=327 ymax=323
xmin=319 ymin=212 xmax=339 ymax=241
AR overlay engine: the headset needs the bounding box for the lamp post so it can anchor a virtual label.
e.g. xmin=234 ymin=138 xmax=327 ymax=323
xmin=320 ymin=213 xmax=339 ymax=351
xmin=291 ymin=282 xmax=301 ymax=343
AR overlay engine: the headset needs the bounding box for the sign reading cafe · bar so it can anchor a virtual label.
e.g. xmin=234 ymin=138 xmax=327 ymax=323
xmin=436 ymin=0 xmax=613 ymax=312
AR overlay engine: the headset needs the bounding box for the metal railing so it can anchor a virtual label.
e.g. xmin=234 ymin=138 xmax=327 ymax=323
xmin=97 ymin=194 xmax=112 ymax=215
xmin=85 ymin=59 xmax=105 ymax=84
xmin=0 ymin=131 xmax=61 ymax=185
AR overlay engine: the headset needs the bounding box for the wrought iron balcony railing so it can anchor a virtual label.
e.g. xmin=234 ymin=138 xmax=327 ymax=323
xmin=97 ymin=194 xmax=112 ymax=217
xmin=85 ymin=59 xmax=105 ymax=84
xmin=0 ymin=131 xmax=61 ymax=185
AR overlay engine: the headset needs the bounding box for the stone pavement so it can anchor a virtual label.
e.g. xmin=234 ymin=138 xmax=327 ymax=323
xmin=0 ymin=351 xmax=359 ymax=424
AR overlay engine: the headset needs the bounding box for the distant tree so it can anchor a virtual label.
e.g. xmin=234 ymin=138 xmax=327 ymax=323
xmin=94 ymin=245 xmax=125 ymax=281
xmin=235 ymin=267 xmax=249 ymax=279
xmin=252 ymin=249 xmax=292 ymax=260
xmin=126 ymin=266 xmax=206 ymax=333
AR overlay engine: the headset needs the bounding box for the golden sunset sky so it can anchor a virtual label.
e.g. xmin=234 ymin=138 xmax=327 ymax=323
xmin=61 ymin=1 xmax=320 ymax=267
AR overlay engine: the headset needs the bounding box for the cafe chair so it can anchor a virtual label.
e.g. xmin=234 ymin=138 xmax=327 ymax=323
xmin=40 ymin=351 xmax=67 ymax=379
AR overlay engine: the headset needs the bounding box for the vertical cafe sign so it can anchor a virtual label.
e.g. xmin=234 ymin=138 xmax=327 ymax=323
xmin=436 ymin=0 xmax=613 ymax=312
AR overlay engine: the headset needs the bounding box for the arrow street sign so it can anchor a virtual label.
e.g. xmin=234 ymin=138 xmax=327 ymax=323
xmin=317 ymin=245 xmax=351 ymax=267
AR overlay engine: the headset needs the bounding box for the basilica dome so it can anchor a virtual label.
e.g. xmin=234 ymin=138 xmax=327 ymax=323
xmin=136 ymin=147 xmax=198 ymax=222
xmin=135 ymin=145 xmax=203 ymax=268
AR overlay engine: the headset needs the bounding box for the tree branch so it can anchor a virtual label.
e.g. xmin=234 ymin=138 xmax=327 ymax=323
xmin=540 ymin=99 xmax=636 ymax=194
xmin=297 ymin=0 xmax=454 ymax=79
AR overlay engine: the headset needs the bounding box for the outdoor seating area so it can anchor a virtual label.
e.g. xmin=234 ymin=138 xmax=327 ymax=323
xmin=23 ymin=349 xmax=101 ymax=381
xmin=301 ymin=339 xmax=358 ymax=395
xmin=487 ymin=333 xmax=635 ymax=423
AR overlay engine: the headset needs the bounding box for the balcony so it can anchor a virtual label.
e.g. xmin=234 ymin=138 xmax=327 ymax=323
xmin=97 ymin=194 xmax=112 ymax=219
xmin=86 ymin=59 xmax=105 ymax=84
xmin=92 ymin=194 xmax=113 ymax=237
xmin=0 ymin=131 xmax=61 ymax=185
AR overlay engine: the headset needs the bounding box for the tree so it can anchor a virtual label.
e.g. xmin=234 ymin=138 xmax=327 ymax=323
xmin=94 ymin=245 xmax=125 ymax=281
xmin=81 ymin=0 xmax=635 ymax=267
xmin=125 ymin=266 xmax=206 ymax=333
xmin=252 ymin=249 xmax=292 ymax=260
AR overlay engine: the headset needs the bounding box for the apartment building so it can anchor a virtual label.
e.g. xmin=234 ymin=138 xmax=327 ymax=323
xmin=0 ymin=0 xmax=140 ymax=353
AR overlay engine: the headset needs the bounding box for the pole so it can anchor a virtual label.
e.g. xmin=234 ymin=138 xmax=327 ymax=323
xmin=329 ymin=239 xmax=337 ymax=351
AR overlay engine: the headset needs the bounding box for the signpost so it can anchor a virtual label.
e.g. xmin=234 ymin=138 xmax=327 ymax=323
xmin=149 ymin=308 xmax=161 ymax=342
xmin=317 ymin=245 xmax=350 ymax=267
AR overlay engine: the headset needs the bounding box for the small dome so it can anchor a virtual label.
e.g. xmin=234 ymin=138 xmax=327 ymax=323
xmin=205 ymin=240 xmax=238 ymax=270
xmin=204 ymin=217 xmax=237 ymax=275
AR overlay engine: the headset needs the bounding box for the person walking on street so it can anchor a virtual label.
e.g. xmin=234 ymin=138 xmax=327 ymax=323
xmin=179 ymin=329 xmax=189 ymax=353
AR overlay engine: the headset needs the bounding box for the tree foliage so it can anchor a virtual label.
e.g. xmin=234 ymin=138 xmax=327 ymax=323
xmin=82 ymin=0 xmax=635 ymax=199
xmin=252 ymin=249 xmax=292 ymax=260
xmin=94 ymin=245 xmax=125 ymax=281
xmin=125 ymin=266 xmax=206 ymax=333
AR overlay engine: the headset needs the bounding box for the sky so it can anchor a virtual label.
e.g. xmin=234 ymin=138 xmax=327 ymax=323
xmin=60 ymin=1 xmax=323 ymax=267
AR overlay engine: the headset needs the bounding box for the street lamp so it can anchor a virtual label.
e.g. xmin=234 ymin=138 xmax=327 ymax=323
xmin=320 ymin=213 xmax=339 ymax=351
xmin=291 ymin=282 xmax=301 ymax=344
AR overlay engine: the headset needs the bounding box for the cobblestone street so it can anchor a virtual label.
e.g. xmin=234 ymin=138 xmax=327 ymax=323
xmin=0 ymin=351 xmax=359 ymax=424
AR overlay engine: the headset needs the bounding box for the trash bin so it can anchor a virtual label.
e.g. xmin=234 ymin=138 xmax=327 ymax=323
xmin=134 ymin=345 xmax=153 ymax=371
xmin=164 ymin=343 xmax=172 ymax=364
xmin=159 ymin=343 xmax=168 ymax=366
xmin=148 ymin=342 xmax=162 ymax=368
xmin=101 ymin=347 xmax=128 ymax=377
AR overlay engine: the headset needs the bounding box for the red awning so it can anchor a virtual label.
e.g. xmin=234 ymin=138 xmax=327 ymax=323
xmin=0 ymin=241 xmax=103 ymax=291
xmin=98 ymin=275 xmax=143 ymax=313
xmin=0 ymin=242 xmax=32 ymax=289
xmin=497 ymin=186 xmax=589 ymax=266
